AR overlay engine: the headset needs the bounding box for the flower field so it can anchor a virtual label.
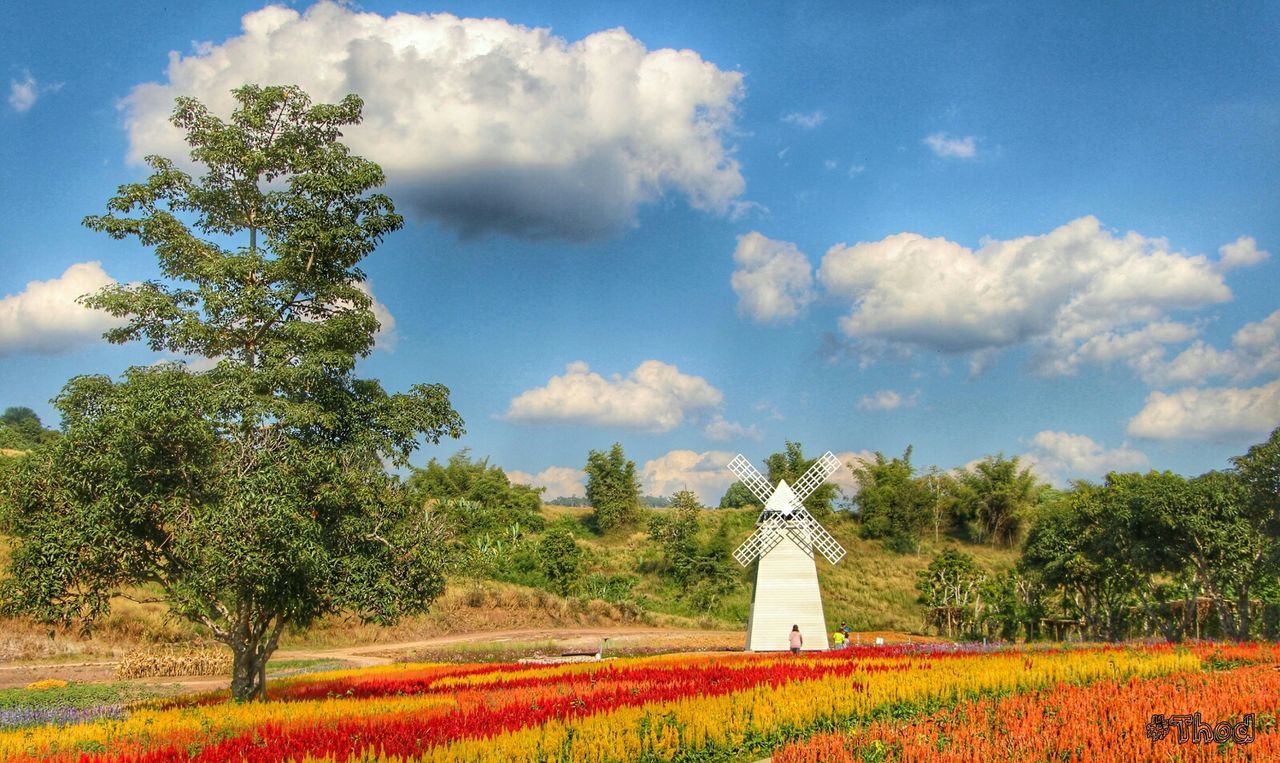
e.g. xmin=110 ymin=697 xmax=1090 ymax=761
xmin=0 ymin=642 xmax=1272 ymax=762
xmin=774 ymin=643 xmax=1280 ymax=762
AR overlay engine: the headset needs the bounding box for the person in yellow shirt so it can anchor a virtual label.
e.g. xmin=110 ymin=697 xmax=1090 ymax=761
xmin=832 ymin=631 xmax=845 ymax=649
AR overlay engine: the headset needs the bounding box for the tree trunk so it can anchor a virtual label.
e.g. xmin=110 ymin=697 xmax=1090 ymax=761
xmin=228 ymin=614 xmax=287 ymax=702
xmin=230 ymin=642 xmax=266 ymax=702
xmin=1237 ymin=586 xmax=1251 ymax=642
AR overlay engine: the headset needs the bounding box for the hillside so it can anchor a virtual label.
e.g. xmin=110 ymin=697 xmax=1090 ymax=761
xmin=0 ymin=503 xmax=1019 ymax=662
xmin=538 ymin=504 xmax=1020 ymax=634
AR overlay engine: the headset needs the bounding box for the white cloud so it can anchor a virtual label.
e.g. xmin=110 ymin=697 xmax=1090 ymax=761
xmin=831 ymin=450 xmax=875 ymax=498
xmin=847 ymin=164 xmax=866 ymax=176
xmin=1024 ymin=431 xmax=1149 ymax=484
xmin=507 ymin=465 xmax=586 ymax=499
xmin=639 ymin=449 xmax=737 ymax=504
xmin=1151 ymin=310 xmax=1280 ymax=386
xmin=7 ymin=70 xmax=61 ymax=113
xmin=923 ymin=132 xmax=977 ymax=158
xmin=703 ymin=414 xmax=761 ymax=442
xmin=782 ymin=110 xmax=825 ymax=129
xmin=857 ymin=389 xmax=914 ymax=411
xmin=8 ymin=71 xmax=37 ymax=112
xmin=505 ymin=360 xmax=722 ymax=432
xmin=120 ymin=2 xmax=745 ymax=241
xmin=817 ymin=216 xmax=1238 ymax=376
xmin=0 ymin=262 xmax=123 ymax=356
xmin=1127 ymin=379 xmax=1280 ymax=441
xmin=731 ymin=232 xmax=815 ymax=323
xmin=353 ymin=282 xmax=397 ymax=351
xmin=1217 ymin=236 xmax=1269 ymax=270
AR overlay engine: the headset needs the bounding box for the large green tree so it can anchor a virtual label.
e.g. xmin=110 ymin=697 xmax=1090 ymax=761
xmin=0 ymin=85 xmax=463 ymax=701
xmin=584 ymin=443 xmax=642 ymax=533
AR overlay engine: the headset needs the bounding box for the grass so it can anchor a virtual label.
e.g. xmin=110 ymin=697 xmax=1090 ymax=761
xmin=0 ymin=681 xmax=173 ymax=710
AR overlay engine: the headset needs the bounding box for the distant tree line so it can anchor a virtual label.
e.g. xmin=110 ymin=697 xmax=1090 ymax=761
xmin=912 ymin=427 xmax=1280 ymax=642
xmin=0 ymin=407 xmax=59 ymax=451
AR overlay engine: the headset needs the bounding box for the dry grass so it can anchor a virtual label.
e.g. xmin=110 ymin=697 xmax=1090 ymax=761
xmin=116 ymin=644 xmax=232 ymax=679
xmin=285 ymin=579 xmax=661 ymax=650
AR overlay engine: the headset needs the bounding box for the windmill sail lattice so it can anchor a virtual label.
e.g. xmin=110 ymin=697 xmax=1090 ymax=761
xmin=729 ymin=450 xmax=847 ymax=651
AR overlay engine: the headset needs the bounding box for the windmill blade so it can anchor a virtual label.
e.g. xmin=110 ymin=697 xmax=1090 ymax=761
xmin=727 ymin=454 xmax=775 ymax=504
xmin=790 ymin=451 xmax=842 ymax=502
xmin=785 ymin=505 xmax=847 ymax=564
xmin=732 ymin=514 xmax=786 ymax=566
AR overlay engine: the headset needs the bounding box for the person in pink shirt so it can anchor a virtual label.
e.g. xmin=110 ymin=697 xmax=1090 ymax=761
xmin=788 ymin=624 xmax=803 ymax=654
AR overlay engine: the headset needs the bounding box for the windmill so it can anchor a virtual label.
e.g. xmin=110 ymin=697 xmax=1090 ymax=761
xmin=729 ymin=450 xmax=845 ymax=651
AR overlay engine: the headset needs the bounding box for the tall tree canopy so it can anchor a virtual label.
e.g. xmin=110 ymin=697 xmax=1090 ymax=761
xmin=0 ymin=85 xmax=463 ymax=701
xmin=765 ymin=441 xmax=838 ymax=519
xmin=953 ymin=454 xmax=1043 ymax=547
xmin=852 ymin=446 xmax=932 ymax=553
xmin=584 ymin=443 xmax=642 ymax=533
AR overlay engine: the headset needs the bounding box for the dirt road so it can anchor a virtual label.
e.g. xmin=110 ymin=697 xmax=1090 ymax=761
xmin=0 ymin=627 xmax=937 ymax=689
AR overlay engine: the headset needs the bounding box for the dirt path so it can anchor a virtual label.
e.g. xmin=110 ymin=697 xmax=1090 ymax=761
xmin=275 ymin=626 xmax=745 ymax=666
xmin=0 ymin=627 xmax=741 ymax=688
xmin=0 ymin=627 xmax=937 ymax=689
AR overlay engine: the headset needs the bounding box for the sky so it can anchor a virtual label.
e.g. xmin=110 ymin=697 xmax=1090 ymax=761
xmin=2 ymin=0 xmax=1278 ymax=503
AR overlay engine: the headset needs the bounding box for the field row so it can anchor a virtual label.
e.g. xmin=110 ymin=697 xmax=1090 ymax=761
xmin=1 ymin=643 xmax=1272 ymax=762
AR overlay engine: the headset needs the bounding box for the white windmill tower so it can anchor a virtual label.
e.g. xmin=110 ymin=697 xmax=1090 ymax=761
xmin=729 ymin=451 xmax=845 ymax=651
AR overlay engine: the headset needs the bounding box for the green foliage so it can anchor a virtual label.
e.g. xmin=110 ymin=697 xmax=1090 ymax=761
xmin=584 ymin=443 xmax=642 ymax=533
xmin=852 ymin=447 xmax=932 ymax=553
xmin=0 ymin=407 xmax=58 ymax=451
xmin=647 ymin=491 xmax=737 ymax=611
xmin=1233 ymin=426 xmax=1280 ymax=520
xmin=0 ymin=85 xmax=464 ymax=702
xmin=0 ymin=681 xmax=165 ymax=711
xmin=718 ymin=480 xmax=756 ymax=509
xmin=406 ymin=449 xmax=545 ymax=539
xmin=537 ymin=527 xmax=582 ymax=595
xmin=765 ymin=441 xmax=838 ymax=519
xmin=952 ymin=454 xmax=1043 ymax=547
xmin=915 ymin=548 xmax=982 ymax=638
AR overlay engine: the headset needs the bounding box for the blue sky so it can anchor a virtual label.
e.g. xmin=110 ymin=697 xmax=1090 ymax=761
xmin=2 ymin=0 xmax=1277 ymax=502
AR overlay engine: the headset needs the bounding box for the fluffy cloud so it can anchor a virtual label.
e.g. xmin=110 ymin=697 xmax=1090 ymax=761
xmin=506 ymin=466 xmax=586 ymax=499
xmin=1218 ymin=236 xmax=1269 ymax=270
xmin=639 ymin=449 xmax=736 ymax=504
xmin=857 ymin=389 xmax=914 ymax=411
xmin=923 ymin=132 xmax=977 ymax=158
xmin=782 ymin=110 xmax=825 ymax=129
xmin=121 ymin=2 xmax=745 ymax=241
xmin=731 ymin=232 xmax=815 ymax=323
xmin=1152 ymin=310 xmax=1280 ymax=386
xmin=703 ymin=414 xmax=761 ymax=442
xmin=817 ymin=216 xmax=1239 ymax=376
xmin=1024 ymin=431 xmax=1149 ymax=484
xmin=1127 ymin=380 xmax=1280 ymax=441
xmin=505 ymin=360 xmax=722 ymax=432
xmin=0 ymin=262 xmax=123 ymax=356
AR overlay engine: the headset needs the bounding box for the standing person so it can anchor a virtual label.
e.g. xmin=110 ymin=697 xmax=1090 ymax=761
xmin=789 ymin=624 xmax=803 ymax=654
xmin=841 ymin=621 xmax=851 ymax=648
